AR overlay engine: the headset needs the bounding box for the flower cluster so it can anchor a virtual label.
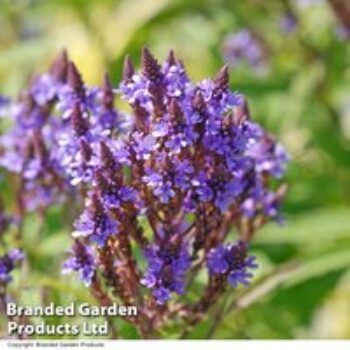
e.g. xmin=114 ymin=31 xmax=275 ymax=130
xmin=0 ymin=52 xmax=71 ymax=212
xmin=0 ymin=48 xmax=288 ymax=335
xmin=207 ymin=241 xmax=257 ymax=288
xmin=280 ymin=13 xmax=297 ymax=34
xmin=0 ymin=249 xmax=24 ymax=284
xmin=141 ymin=242 xmax=191 ymax=304
xmin=222 ymin=29 xmax=267 ymax=73
xmin=62 ymin=239 xmax=96 ymax=287
xmin=0 ymin=197 xmax=24 ymax=289
xmin=61 ymin=48 xmax=287 ymax=308
xmin=0 ymin=51 xmax=125 ymax=212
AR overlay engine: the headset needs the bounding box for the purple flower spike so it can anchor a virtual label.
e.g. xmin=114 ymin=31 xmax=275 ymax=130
xmin=62 ymin=240 xmax=96 ymax=287
xmin=207 ymin=241 xmax=258 ymax=288
xmin=222 ymin=29 xmax=267 ymax=73
xmin=141 ymin=243 xmax=191 ymax=304
xmin=0 ymin=249 xmax=24 ymax=283
xmin=73 ymin=193 xmax=119 ymax=246
xmin=280 ymin=13 xmax=297 ymax=34
xmin=0 ymin=48 xmax=288 ymax=327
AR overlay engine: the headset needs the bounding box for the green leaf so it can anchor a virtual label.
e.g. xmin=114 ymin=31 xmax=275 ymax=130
xmin=36 ymin=232 xmax=71 ymax=257
xmin=255 ymin=207 xmax=350 ymax=245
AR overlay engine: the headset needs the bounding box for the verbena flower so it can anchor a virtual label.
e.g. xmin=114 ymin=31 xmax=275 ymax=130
xmin=280 ymin=13 xmax=297 ymax=34
xmin=0 ymin=249 xmax=24 ymax=284
xmin=141 ymin=242 xmax=191 ymax=304
xmin=222 ymin=29 xmax=267 ymax=73
xmin=0 ymin=48 xmax=288 ymax=335
xmin=73 ymin=193 xmax=119 ymax=247
xmin=207 ymin=241 xmax=257 ymax=288
xmin=0 ymin=52 xmax=72 ymax=211
xmin=62 ymin=240 xmax=96 ymax=287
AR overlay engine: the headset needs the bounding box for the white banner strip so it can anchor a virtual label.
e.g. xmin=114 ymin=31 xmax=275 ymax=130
xmin=1 ymin=340 xmax=350 ymax=350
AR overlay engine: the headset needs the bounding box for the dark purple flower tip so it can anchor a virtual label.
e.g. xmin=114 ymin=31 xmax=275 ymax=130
xmin=90 ymin=192 xmax=105 ymax=217
xmin=141 ymin=47 xmax=163 ymax=82
xmin=122 ymin=55 xmax=135 ymax=81
xmin=193 ymin=90 xmax=206 ymax=112
xmin=67 ymin=61 xmax=85 ymax=96
xmin=234 ymin=97 xmax=250 ymax=123
xmin=99 ymin=141 xmax=118 ymax=172
xmin=102 ymin=73 xmax=114 ymax=110
xmin=168 ymin=98 xmax=184 ymax=123
xmin=213 ymin=64 xmax=230 ymax=95
xmin=166 ymin=49 xmax=177 ymax=66
xmin=31 ymin=130 xmax=48 ymax=161
xmin=50 ymin=49 xmax=69 ymax=82
xmin=79 ymin=138 xmax=93 ymax=163
xmin=94 ymin=169 xmax=111 ymax=195
xmin=71 ymin=103 xmax=89 ymax=136
xmin=133 ymin=101 xmax=149 ymax=132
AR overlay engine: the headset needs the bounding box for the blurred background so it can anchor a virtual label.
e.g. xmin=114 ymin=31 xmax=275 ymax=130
xmin=0 ymin=0 xmax=350 ymax=339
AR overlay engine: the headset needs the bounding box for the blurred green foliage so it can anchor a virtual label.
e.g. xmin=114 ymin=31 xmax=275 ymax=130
xmin=0 ymin=0 xmax=349 ymax=340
